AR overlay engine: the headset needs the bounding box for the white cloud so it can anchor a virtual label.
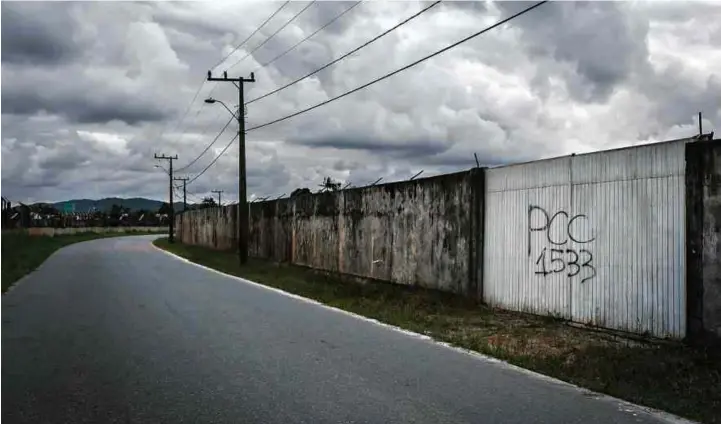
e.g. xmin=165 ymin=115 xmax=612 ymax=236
xmin=1 ymin=0 xmax=720 ymax=205
xmin=76 ymin=130 xmax=130 ymax=156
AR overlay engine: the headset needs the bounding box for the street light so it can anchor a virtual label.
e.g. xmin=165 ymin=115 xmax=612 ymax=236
xmin=204 ymin=97 xmax=238 ymax=118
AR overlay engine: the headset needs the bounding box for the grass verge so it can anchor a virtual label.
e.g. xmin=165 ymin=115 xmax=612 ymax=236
xmin=2 ymin=230 xmax=164 ymax=293
xmin=154 ymin=238 xmax=721 ymax=423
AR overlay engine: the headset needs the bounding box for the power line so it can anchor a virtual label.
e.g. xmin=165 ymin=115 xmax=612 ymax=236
xmin=252 ymin=1 xmax=363 ymax=73
xmin=210 ymin=1 xmax=291 ymax=72
xmin=194 ymin=108 xmax=226 ymax=140
xmin=156 ymin=78 xmax=206 ymax=151
xmin=176 ymin=115 xmax=234 ymax=172
xmin=245 ymin=0 xmax=441 ymax=106
xmin=247 ymin=1 xmax=547 ymax=132
xmin=176 ymin=187 xmax=203 ymax=204
xmin=187 ymin=133 xmax=240 ymax=186
xmin=225 ymin=0 xmax=317 ymax=72
xmin=204 ymin=2 xmax=292 ymax=104
xmin=177 ymin=2 xmax=287 ymax=146
xmin=186 ymin=191 xmax=204 ymax=203
xmin=175 ymin=107 xmax=226 ymax=166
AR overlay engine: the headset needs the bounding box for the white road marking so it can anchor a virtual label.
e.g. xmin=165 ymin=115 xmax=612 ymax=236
xmin=151 ymin=242 xmax=698 ymax=424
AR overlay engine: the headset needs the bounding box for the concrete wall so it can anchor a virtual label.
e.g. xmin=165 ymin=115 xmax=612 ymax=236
xmin=687 ymin=139 xmax=721 ymax=340
xmin=26 ymin=226 xmax=168 ymax=237
xmin=206 ymin=170 xmax=482 ymax=295
xmin=177 ymin=206 xmax=237 ymax=250
xmin=175 ymin=138 xmax=721 ymax=341
xmin=343 ymin=170 xmax=478 ymax=293
xmin=249 ymin=198 xmax=294 ymax=263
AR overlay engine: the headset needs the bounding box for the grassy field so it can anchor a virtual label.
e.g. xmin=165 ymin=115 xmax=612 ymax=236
xmin=154 ymin=238 xmax=721 ymax=423
xmin=1 ymin=229 xmax=163 ymax=293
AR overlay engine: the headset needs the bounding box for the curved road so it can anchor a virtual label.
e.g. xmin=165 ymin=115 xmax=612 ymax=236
xmin=3 ymin=236 xmax=684 ymax=424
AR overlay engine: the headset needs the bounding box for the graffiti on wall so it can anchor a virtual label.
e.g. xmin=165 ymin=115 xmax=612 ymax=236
xmin=528 ymin=205 xmax=597 ymax=283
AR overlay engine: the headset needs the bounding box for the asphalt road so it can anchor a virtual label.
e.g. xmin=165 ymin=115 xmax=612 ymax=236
xmin=2 ymin=236 xmax=686 ymax=424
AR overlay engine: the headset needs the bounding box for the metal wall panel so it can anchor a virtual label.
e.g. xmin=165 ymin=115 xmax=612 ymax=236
xmin=484 ymin=156 xmax=573 ymax=318
xmin=482 ymin=140 xmax=687 ymax=338
xmin=569 ymin=140 xmax=686 ymax=338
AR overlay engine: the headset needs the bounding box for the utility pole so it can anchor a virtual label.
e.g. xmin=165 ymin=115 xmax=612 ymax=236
xmin=211 ymin=189 xmax=224 ymax=207
xmin=155 ymin=153 xmax=178 ymax=242
xmin=207 ymin=70 xmax=255 ymax=264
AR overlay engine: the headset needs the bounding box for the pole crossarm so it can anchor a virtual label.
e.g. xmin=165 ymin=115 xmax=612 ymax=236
xmin=207 ymin=70 xmax=256 ymax=83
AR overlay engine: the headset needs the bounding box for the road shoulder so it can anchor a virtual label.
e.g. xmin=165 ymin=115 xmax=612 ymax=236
xmin=152 ymin=238 xmax=718 ymax=424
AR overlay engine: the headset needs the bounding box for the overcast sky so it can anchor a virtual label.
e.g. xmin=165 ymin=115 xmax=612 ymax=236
xmin=2 ymin=0 xmax=720 ymax=204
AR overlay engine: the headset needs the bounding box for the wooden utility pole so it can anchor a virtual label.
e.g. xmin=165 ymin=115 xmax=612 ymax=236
xmin=155 ymin=153 xmax=178 ymax=242
xmin=211 ymin=190 xmax=224 ymax=207
xmin=206 ymin=70 xmax=255 ymax=264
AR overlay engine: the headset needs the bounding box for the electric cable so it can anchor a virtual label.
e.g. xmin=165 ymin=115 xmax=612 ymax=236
xmin=210 ymin=1 xmax=291 ymax=71
xmin=176 ymin=116 xmax=235 ymax=172
xmin=252 ymin=1 xmax=362 ymax=72
xmin=247 ymin=1 xmax=547 ymax=131
xmin=225 ymin=0 xmax=317 ymax=72
xmin=187 ymin=133 xmax=240 ymax=185
xmin=245 ymin=0 xmax=441 ymax=105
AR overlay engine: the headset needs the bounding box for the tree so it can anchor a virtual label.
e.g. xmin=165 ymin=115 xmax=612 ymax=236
xmin=109 ymin=203 xmax=128 ymax=219
xmin=157 ymin=202 xmax=172 ymax=215
xmin=319 ymin=176 xmax=341 ymax=192
xmin=32 ymin=203 xmax=59 ymax=216
xmin=199 ymin=197 xmax=217 ymax=209
xmin=290 ymin=188 xmax=312 ymax=198
xmin=133 ymin=209 xmax=152 ymax=225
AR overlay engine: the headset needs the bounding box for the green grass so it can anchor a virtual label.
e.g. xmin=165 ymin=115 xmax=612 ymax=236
xmin=155 ymin=238 xmax=721 ymax=423
xmin=2 ymin=229 xmax=164 ymax=293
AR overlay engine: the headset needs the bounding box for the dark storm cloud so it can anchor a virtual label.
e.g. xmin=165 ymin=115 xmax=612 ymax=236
xmin=332 ymin=159 xmax=361 ymax=172
xmin=1 ymin=2 xmax=84 ymax=66
xmin=643 ymin=2 xmax=721 ymax=23
xmin=37 ymin=146 xmax=91 ymax=171
xmin=247 ymin=162 xmax=292 ymax=194
xmin=422 ymin=149 xmax=531 ymax=169
xmin=256 ymin=35 xmax=335 ymax=85
xmin=643 ymin=70 xmax=721 ymax=130
xmin=1 ymin=66 xmax=171 ymax=125
xmin=1 ymin=1 xmax=179 ymax=126
xmin=499 ymin=1 xmax=649 ymax=103
xmin=303 ymin=1 xmax=362 ymax=36
xmin=1 ymin=83 xmax=169 ymax=125
xmin=440 ymin=0 xmax=488 ymax=14
xmin=152 ymin=11 xmax=230 ymax=41
xmin=221 ymin=1 xmax=347 ymax=76
xmin=290 ymin=133 xmax=449 ymax=158
xmin=2 ymin=0 xmax=719 ymax=204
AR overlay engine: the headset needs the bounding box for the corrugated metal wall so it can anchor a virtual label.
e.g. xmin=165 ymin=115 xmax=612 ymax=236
xmin=482 ymin=140 xmax=687 ymax=338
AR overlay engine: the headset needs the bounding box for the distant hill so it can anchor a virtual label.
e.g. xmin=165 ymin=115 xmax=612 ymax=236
xmin=45 ymin=197 xmax=188 ymax=212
